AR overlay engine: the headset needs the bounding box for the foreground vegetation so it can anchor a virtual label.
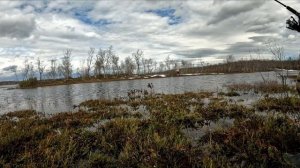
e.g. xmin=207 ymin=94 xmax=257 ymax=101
xmin=1 ymin=84 xmax=300 ymax=167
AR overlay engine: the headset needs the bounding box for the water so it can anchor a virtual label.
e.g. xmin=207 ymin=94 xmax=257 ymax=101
xmin=0 ymin=72 xmax=294 ymax=114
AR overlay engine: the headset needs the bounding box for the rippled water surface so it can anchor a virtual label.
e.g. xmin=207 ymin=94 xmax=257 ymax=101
xmin=0 ymin=72 xmax=294 ymax=114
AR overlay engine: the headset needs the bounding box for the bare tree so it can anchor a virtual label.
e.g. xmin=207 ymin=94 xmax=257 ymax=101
xmin=145 ymin=58 xmax=154 ymax=74
xmin=141 ymin=58 xmax=154 ymax=74
xmin=112 ymin=54 xmax=120 ymax=75
xmin=153 ymin=60 xmax=158 ymax=73
xmin=79 ymin=59 xmax=86 ymax=79
xmin=179 ymin=60 xmax=188 ymax=73
xmin=142 ymin=58 xmax=146 ymax=74
xmin=94 ymin=49 xmax=105 ymax=77
xmin=181 ymin=60 xmax=188 ymax=68
xmin=22 ymin=59 xmax=30 ymax=80
xmin=28 ymin=62 xmax=35 ymax=79
xmin=225 ymin=54 xmax=235 ymax=63
xmin=104 ymin=46 xmax=113 ymax=77
xmin=60 ymin=49 xmax=72 ymax=80
xmin=120 ymin=60 xmax=125 ymax=75
xmin=122 ymin=56 xmax=135 ymax=75
xmin=36 ymin=57 xmax=45 ymax=80
xmin=133 ymin=49 xmax=143 ymax=75
xmin=266 ymin=41 xmax=285 ymax=62
xmin=165 ymin=55 xmax=171 ymax=71
xmin=49 ymin=59 xmax=57 ymax=79
xmin=170 ymin=59 xmax=177 ymax=70
xmin=86 ymin=47 xmax=95 ymax=78
xmin=225 ymin=55 xmax=235 ymax=72
xmin=75 ymin=67 xmax=82 ymax=78
xmin=200 ymin=61 xmax=205 ymax=72
xmin=266 ymin=40 xmax=287 ymax=96
xmin=57 ymin=65 xmax=64 ymax=79
xmin=159 ymin=62 xmax=165 ymax=72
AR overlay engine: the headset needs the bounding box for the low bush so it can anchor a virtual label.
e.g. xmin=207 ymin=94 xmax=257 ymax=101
xmin=19 ymin=78 xmax=38 ymax=88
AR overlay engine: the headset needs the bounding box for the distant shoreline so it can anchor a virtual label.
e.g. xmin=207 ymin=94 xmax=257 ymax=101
xmin=2 ymin=70 xmax=298 ymax=89
xmin=12 ymin=72 xmax=228 ymax=89
xmin=0 ymin=81 xmax=18 ymax=86
xmin=3 ymin=59 xmax=300 ymax=88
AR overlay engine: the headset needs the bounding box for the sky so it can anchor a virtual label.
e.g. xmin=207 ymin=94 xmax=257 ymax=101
xmin=0 ymin=0 xmax=300 ymax=80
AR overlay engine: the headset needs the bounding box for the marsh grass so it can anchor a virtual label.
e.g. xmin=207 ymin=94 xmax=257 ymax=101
xmin=256 ymin=96 xmax=300 ymax=113
xmin=198 ymin=115 xmax=300 ymax=167
xmin=0 ymin=91 xmax=299 ymax=167
xmin=227 ymin=81 xmax=294 ymax=94
xmin=196 ymin=101 xmax=254 ymax=122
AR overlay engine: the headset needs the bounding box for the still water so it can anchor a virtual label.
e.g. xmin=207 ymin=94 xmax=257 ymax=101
xmin=0 ymin=72 xmax=294 ymax=114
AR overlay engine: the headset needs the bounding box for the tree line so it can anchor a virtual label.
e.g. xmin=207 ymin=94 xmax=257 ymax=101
xmin=15 ymin=46 xmax=197 ymax=81
xmin=184 ymin=59 xmax=300 ymax=74
xmin=9 ymin=41 xmax=300 ymax=82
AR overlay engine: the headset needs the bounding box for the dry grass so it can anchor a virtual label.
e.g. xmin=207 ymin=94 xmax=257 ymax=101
xmin=226 ymin=80 xmax=294 ymax=94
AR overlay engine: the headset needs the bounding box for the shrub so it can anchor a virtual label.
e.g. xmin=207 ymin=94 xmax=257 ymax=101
xmin=19 ymin=78 xmax=38 ymax=88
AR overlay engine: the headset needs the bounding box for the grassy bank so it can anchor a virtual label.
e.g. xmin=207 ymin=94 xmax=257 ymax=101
xmin=18 ymin=72 xmax=223 ymax=89
xmin=18 ymin=76 xmax=158 ymax=89
xmin=1 ymin=88 xmax=300 ymax=167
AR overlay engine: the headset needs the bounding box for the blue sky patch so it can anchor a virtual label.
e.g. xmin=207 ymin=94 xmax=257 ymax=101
xmin=72 ymin=7 xmax=114 ymax=27
xmin=18 ymin=3 xmax=47 ymax=13
xmin=146 ymin=8 xmax=182 ymax=25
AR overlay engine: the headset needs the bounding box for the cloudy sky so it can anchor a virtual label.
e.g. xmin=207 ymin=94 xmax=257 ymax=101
xmin=0 ymin=0 xmax=300 ymax=80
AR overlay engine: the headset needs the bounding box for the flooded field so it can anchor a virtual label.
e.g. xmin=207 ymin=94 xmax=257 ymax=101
xmin=0 ymin=72 xmax=295 ymax=114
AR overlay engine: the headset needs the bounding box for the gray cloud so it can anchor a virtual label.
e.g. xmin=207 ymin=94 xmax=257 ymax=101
xmin=248 ymin=36 xmax=278 ymax=43
xmin=226 ymin=42 xmax=259 ymax=54
xmin=0 ymin=14 xmax=36 ymax=38
xmin=246 ymin=24 xmax=278 ymax=34
xmin=178 ymin=41 xmax=264 ymax=59
xmin=208 ymin=1 xmax=265 ymax=25
xmin=213 ymin=0 xmax=226 ymax=5
xmin=2 ymin=65 xmax=17 ymax=72
xmin=244 ymin=14 xmax=279 ymax=34
xmin=176 ymin=48 xmax=223 ymax=58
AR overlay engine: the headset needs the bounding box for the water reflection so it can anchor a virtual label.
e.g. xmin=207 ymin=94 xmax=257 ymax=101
xmin=0 ymin=72 xmax=294 ymax=114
